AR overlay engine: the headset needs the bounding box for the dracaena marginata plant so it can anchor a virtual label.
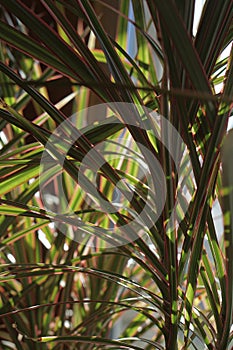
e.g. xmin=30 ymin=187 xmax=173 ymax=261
xmin=0 ymin=1 xmax=232 ymax=349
